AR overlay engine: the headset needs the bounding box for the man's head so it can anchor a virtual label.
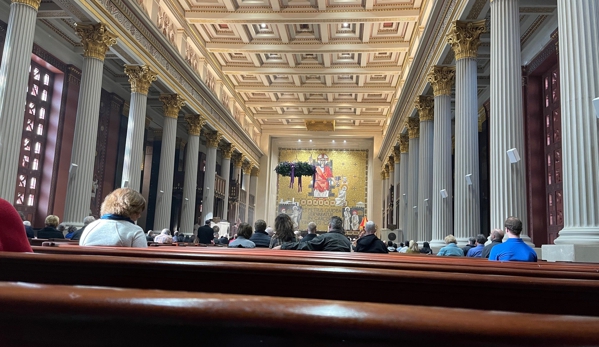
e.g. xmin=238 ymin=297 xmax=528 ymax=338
xmin=328 ymin=216 xmax=343 ymax=234
xmin=237 ymin=223 xmax=253 ymax=239
xmin=468 ymin=237 xmax=476 ymax=246
xmin=490 ymin=228 xmax=504 ymax=241
xmin=504 ymin=216 xmax=523 ymax=237
xmin=476 ymin=234 xmax=486 ymax=245
xmin=307 ymin=222 xmax=317 ymax=234
xmin=364 ymin=221 xmax=377 ymax=234
xmin=83 ymin=216 xmax=95 ymax=226
xmin=254 ymin=219 xmax=267 ymax=232
xmin=205 ymin=219 xmax=211 ymax=225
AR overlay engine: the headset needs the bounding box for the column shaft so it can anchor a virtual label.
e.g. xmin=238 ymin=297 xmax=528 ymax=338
xmin=243 ymin=171 xmax=250 ymax=222
xmin=490 ymin=0 xmax=531 ymax=244
xmin=249 ymin=173 xmax=258 ymax=224
xmin=121 ymin=92 xmax=148 ymax=191
xmin=554 ymin=0 xmax=599 ymax=244
xmin=63 ymin=57 xmax=105 ymax=223
xmin=393 ymin=161 xmax=400 ymax=226
xmin=407 ymin=137 xmax=420 ymax=242
xmin=382 ymin=174 xmax=387 ymax=228
xmin=399 ymin=152 xmax=409 ymax=239
xmin=0 ymin=1 xmax=39 ymax=201
xmin=431 ymin=94 xmax=454 ymax=247
xmin=202 ymin=146 xmax=217 ymax=222
xmin=417 ymin=120 xmax=434 ymax=243
xmin=153 ymin=117 xmax=177 ymax=230
xmin=454 ymin=57 xmax=480 ymax=243
xmin=221 ymin=157 xmax=231 ymax=220
xmin=180 ymin=134 xmax=199 ymax=234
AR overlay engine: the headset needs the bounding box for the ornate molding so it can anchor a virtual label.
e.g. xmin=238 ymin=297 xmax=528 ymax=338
xmin=124 ymin=65 xmax=158 ymax=95
xmin=393 ymin=146 xmax=401 ymax=162
xmin=242 ymin=161 xmax=253 ymax=175
xmin=446 ymin=20 xmax=486 ymax=60
xmin=232 ymin=153 xmax=245 ymax=168
xmin=388 ymin=155 xmax=395 ymax=168
xmin=408 ymin=117 xmax=420 ymax=139
xmin=428 ymin=66 xmax=455 ymax=97
xmin=220 ymin=143 xmax=236 ymax=159
xmin=399 ymin=133 xmax=409 ymax=153
xmin=12 ymin=0 xmax=41 ymax=10
xmin=159 ymin=94 xmax=185 ymax=119
xmin=185 ymin=114 xmax=205 ymax=136
xmin=415 ymin=95 xmax=434 ymax=122
xmin=75 ymin=22 xmax=117 ymax=61
xmin=251 ymin=166 xmax=260 ymax=177
xmin=205 ymin=130 xmax=222 ymax=148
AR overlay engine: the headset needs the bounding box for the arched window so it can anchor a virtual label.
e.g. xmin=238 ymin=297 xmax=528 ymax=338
xmin=14 ymin=62 xmax=54 ymax=223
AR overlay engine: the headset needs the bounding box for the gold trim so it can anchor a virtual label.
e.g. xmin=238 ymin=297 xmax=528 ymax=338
xmin=124 ymin=65 xmax=158 ymax=95
xmin=415 ymin=95 xmax=434 ymax=122
xmin=11 ymin=0 xmax=41 ymax=10
xmin=205 ymin=131 xmax=223 ymax=148
xmin=428 ymin=66 xmax=455 ymax=97
xmin=75 ymin=23 xmax=118 ymax=61
xmin=242 ymin=161 xmax=253 ymax=175
xmin=251 ymin=166 xmax=260 ymax=177
xmin=408 ymin=117 xmax=420 ymax=139
xmin=185 ymin=114 xmax=206 ymax=136
xmin=160 ymin=94 xmax=186 ymax=119
xmin=221 ymin=143 xmax=236 ymax=159
xmin=388 ymin=155 xmax=395 ymax=168
xmin=399 ymin=133 xmax=409 ymax=153
xmin=446 ymin=20 xmax=486 ymax=60
xmin=393 ymin=147 xmax=401 ymax=162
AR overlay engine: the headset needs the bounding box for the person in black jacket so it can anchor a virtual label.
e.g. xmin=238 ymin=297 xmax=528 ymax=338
xmin=301 ymin=222 xmax=318 ymax=242
xmin=482 ymin=228 xmax=504 ymax=258
xmin=278 ymin=216 xmax=351 ymax=252
xmin=197 ymin=219 xmax=215 ymax=244
xmin=37 ymin=215 xmax=64 ymax=239
xmin=355 ymin=221 xmax=388 ymax=253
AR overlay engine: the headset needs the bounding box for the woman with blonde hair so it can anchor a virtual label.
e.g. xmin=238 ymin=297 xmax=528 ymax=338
xmin=79 ymin=188 xmax=147 ymax=247
xmin=269 ymin=213 xmax=295 ymax=249
xmin=436 ymin=234 xmax=464 ymax=256
xmin=37 ymin=215 xmax=64 ymax=239
xmin=406 ymin=240 xmax=419 ymax=254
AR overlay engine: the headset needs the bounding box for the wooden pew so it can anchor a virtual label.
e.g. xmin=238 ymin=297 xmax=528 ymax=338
xmin=2 ymin=281 xmax=599 ymax=347
xmin=1 ymin=252 xmax=599 ymax=317
xmin=32 ymin=245 xmax=599 ymax=280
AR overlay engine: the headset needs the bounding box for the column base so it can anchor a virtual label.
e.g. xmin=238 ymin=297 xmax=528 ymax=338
xmin=429 ymin=239 xmax=445 ymax=248
xmin=553 ymin=226 xmax=599 ymax=245
xmin=542 ymin=244 xmax=599 ymax=263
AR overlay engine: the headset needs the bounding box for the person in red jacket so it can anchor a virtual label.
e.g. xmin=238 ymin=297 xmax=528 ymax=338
xmin=0 ymin=198 xmax=33 ymax=252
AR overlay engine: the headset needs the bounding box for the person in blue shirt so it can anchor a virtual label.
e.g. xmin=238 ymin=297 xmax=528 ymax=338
xmin=489 ymin=216 xmax=537 ymax=262
xmin=437 ymin=235 xmax=464 ymax=256
xmin=466 ymin=234 xmax=486 ymax=257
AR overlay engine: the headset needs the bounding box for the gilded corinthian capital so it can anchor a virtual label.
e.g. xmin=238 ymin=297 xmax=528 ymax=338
xmin=415 ymin=95 xmax=434 ymax=122
xmin=185 ymin=114 xmax=205 ymax=136
xmin=408 ymin=116 xmax=420 ymax=139
xmin=124 ymin=65 xmax=158 ymax=95
xmin=393 ymin=146 xmax=401 ymax=162
xmin=220 ymin=143 xmax=236 ymax=159
xmin=446 ymin=20 xmax=486 ymax=60
xmin=205 ymin=131 xmax=222 ymax=148
xmin=13 ymin=0 xmax=41 ymax=10
xmin=399 ymin=133 xmax=409 ymax=153
xmin=159 ymin=94 xmax=185 ymax=119
xmin=75 ymin=23 xmax=117 ymax=61
xmin=428 ymin=66 xmax=455 ymax=96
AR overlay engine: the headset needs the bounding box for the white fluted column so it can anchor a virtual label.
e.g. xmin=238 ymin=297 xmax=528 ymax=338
xmin=153 ymin=94 xmax=185 ymax=230
xmin=381 ymin=170 xmax=388 ymax=228
xmin=416 ymin=96 xmax=435 ymax=244
xmin=490 ymin=0 xmax=532 ymax=245
xmin=242 ymin=163 xmax=251 ymax=222
xmin=447 ymin=20 xmax=486 ymax=244
xmin=387 ymin=160 xmax=394 ymax=228
xmin=429 ymin=66 xmax=456 ymax=248
xmin=180 ymin=115 xmax=204 ymax=234
xmin=393 ymin=148 xmax=401 ymax=227
xmin=121 ymin=65 xmax=157 ymax=191
xmin=399 ymin=135 xmax=409 ymax=238
xmin=201 ymin=131 xmax=222 ymax=223
xmin=553 ymin=1 xmax=599 ymax=244
xmin=249 ymin=167 xmax=259 ymax=224
xmin=406 ymin=117 xmax=420 ymax=242
xmin=231 ymin=154 xmax=244 ymax=223
xmin=63 ymin=23 xmax=117 ymax=224
xmin=221 ymin=144 xmax=235 ymax=221
xmin=0 ymin=0 xmax=41 ymax=201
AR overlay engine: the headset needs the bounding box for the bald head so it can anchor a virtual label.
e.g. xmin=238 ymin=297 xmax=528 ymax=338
xmin=491 ymin=228 xmax=504 ymax=241
xmin=364 ymin=221 xmax=376 ymax=234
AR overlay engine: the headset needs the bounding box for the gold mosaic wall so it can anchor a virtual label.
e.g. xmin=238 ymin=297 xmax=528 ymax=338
xmin=276 ymin=149 xmax=368 ymax=233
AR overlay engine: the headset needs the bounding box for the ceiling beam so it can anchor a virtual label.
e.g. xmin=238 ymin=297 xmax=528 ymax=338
xmin=254 ymin=113 xmax=386 ymax=120
xmin=206 ymin=42 xmax=410 ymax=53
xmin=245 ymin=101 xmax=391 ymax=107
xmin=222 ymin=66 xmax=402 ymax=74
xmin=235 ymin=86 xmax=397 ymax=93
xmin=185 ymin=9 xmax=420 ymax=24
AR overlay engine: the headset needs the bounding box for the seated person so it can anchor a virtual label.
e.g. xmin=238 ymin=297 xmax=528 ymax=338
xmin=466 ymin=234 xmax=487 ymax=257
xmin=154 ymin=229 xmax=173 ymax=244
xmin=249 ymin=219 xmax=271 ymax=247
xmin=65 ymin=225 xmax=78 ymax=239
xmin=387 ymin=240 xmax=396 ymax=252
xmin=355 ymin=221 xmax=387 ymax=253
xmin=278 ymin=216 xmax=351 ymax=252
xmin=79 ymin=188 xmax=147 ymax=248
xmin=228 ymin=223 xmax=256 ymax=248
xmin=419 ymin=241 xmax=433 ymax=255
xmin=0 ymin=198 xmax=33 ymax=252
xmin=70 ymin=216 xmax=96 ymax=241
xmin=437 ymin=235 xmax=464 ymax=256
xmin=406 ymin=240 xmax=419 ymax=254
xmin=18 ymin=212 xmax=34 ymax=238
xmin=489 ymin=216 xmax=537 ymax=262
xmin=37 ymin=215 xmax=64 ymax=239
